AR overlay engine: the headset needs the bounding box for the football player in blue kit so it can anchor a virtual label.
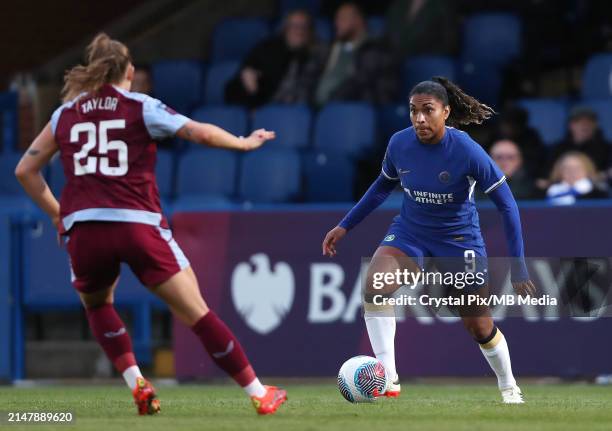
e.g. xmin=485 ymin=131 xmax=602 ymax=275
xmin=322 ymin=77 xmax=536 ymax=404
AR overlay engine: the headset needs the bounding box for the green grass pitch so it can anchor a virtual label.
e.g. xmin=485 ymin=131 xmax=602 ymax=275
xmin=1 ymin=383 xmax=611 ymax=431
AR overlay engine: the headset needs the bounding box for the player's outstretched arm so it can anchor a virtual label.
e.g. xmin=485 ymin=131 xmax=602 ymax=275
xmin=322 ymin=174 xmax=397 ymax=257
xmin=176 ymin=120 xmax=275 ymax=151
xmin=15 ymin=122 xmax=61 ymax=229
xmin=487 ymin=181 xmax=536 ymax=297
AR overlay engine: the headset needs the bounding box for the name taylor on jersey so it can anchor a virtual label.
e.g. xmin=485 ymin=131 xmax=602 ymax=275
xmin=80 ymin=96 xmax=119 ymax=114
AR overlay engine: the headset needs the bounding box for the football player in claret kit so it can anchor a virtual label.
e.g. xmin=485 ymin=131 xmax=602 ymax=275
xmin=322 ymin=77 xmax=536 ymax=404
xmin=15 ymin=33 xmax=287 ymax=416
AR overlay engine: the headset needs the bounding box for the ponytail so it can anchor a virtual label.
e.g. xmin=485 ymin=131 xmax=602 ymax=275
xmin=61 ymin=33 xmax=131 ymax=102
xmin=409 ymin=77 xmax=496 ymax=127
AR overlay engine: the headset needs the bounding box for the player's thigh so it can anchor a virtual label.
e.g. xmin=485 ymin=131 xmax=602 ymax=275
xmin=150 ymin=266 xmax=209 ymax=326
xmin=365 ymin=245 xmax=422 ymax=298
xmin=121 ymin=224 xmax=190 ymax=289
xmin=66 ymin=222 xmax=121 ymax=301
xmin=432 ymin=240 xmax=489 ymax=294
xmin=432 ymin=240 xmax=491 ymax=321
xmin=118 ymin=224 xmax=207 ymax=326
xmin=78 ymin=278 xmax=119 ymax=309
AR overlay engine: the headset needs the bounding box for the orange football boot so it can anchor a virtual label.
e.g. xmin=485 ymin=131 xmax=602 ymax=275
xmin=132 ymin=377 xmax=161 ymax=415
xmin=250 ymin=385 xmax=287 ymax=415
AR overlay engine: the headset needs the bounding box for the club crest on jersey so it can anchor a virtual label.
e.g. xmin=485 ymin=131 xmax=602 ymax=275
xmin=157 ymin=101 xmax=177 ymax=115
xmin=438 ymin=171 xmax=451 ymax=183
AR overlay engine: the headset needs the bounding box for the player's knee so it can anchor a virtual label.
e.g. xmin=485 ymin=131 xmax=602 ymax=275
xmin=463 ymin=319 xmax=494 ymax=341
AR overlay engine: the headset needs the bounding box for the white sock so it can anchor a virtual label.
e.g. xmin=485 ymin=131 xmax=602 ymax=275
xmin=364 ymin=309 xmax=397 ymax=380
xmin=243 ymin=378 xmax=266 ymax=398
xmin=122 ymin=365 xmax=143 ymax=390
xmin=479 ymin=331 xmax=517 ymax=390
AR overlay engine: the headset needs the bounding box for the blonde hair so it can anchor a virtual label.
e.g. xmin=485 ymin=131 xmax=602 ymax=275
xmin=550 ymin=151 xmax=598 ymax=183
xmin=62 ymin=33 xmax=132 ymax=102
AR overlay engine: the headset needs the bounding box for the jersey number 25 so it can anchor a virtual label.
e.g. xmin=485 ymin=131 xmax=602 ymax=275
xmin=71 ymin=120 xmax=128 ymax=176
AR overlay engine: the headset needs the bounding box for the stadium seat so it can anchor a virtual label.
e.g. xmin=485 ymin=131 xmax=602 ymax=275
xmin=378 ymin=104 xmax=411 ymax=143
xmin=314 ymin=103 xmax=376 ymax=157
xmin=461 ymin=13 xmax=522 ymax=66
xmin=151 ymin=60 xmax=204 ymax=114
xmin=518 ymin=99 xmax=568 ymax=145
xmin=314 ymin=17 xmax=333 ymax=42
xmin=580 ymin=99 xmax=612 ymax=141
xmin=252 ymin=104 xmax=312 ymax=149
xmin=279 ymin=0 xmax=320 ymax=16
xmin=581 ymin=54 xmax=612 ymax=99
xmin=176 ymin=148 xmax=238 ymax=198
xmin=191 ymin=106 xmax=248 ymax=137
xmin=402 ymin=56 xmax=456 ymax=99
xmin=238 ymin=148 xmax=301 ymax=203
xmin=367 ymin=16 xmax=386 ymax=38
xmin=0 ymin=92 xmax=18 ymax=152
xmin=0 ymin=151 xmax=23 ymax=195
xmin=204 ymin=61 xmax=240 ymax=105
xmin=458 ymin=61 xmax=502 ymax=108
xmin=156 ymin=150 xmax=175 ymax=199
xmin=211 ymin=18 xmax=270 ymax=62
xmin=47 ymin=155 xmax=66 ymax=196
xmin=303 ymin=150 xmax=355 ymax=202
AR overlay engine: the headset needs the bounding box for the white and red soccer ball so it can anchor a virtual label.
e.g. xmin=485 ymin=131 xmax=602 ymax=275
xmin=337 ymin=355 xmax=390 ymax=403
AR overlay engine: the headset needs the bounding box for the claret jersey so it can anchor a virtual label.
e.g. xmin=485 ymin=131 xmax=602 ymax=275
xmin=51 ymin=84 xmax=189 ymax=232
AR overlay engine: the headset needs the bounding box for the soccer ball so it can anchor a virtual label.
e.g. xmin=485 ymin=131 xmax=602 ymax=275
xmin=337 ymin=355 xmax=389 ymax=403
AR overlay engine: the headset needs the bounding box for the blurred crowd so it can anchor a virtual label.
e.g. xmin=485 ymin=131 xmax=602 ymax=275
xmin=478 ymin=104 xmax=611 ymax=203
xmin=9 ymin=0 xmax=612 ymax=206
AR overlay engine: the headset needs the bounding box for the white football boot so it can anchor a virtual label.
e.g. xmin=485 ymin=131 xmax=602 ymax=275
xmin=501 ymin=385 xmax=524 ymax=404
xmin=385 ymin=375 xmax=401 ymax=398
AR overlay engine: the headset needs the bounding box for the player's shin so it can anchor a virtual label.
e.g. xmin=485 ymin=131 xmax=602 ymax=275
xmin=85 ymin=303 xmax=143 ymax=390
xmin=476 ymin=326 xmax=517 ymax=390
xmin=191 ymin=310 xmax=266 ymax=398
xmin=363 ymin=300 xmax=398 ymax=382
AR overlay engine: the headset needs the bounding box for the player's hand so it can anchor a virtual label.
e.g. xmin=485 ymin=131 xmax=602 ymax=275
xmin=242 ymin=129 xmax=275 ymax=151
xmin=512 ymin=279 xmax=536 ymax=297
xmin=322 ymin=226 xmax=347 ymax=257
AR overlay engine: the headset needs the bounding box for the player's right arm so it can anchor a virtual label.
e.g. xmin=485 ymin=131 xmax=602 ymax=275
xmin=176 ymin=121 xmax=275 ymax=151
xmin=322 ymin=142 xmax=399 ymax=257
xmin=14 ymin=122 xmax=61 ymax=229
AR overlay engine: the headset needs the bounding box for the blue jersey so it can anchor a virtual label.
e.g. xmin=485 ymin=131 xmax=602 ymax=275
xmin=382 ymin=126 xmax=505 ymax=237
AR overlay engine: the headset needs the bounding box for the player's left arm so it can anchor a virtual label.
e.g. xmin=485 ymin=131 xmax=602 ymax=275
xmin=470 ymin=141 xmax=535 ymax=296
xmin=487 ymin=183 xmax=536 ymax=296
xmin=14 ymin=122 xmax=61 ymax=228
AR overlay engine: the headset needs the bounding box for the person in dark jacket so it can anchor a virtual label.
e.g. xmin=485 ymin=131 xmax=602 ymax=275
xmin=225 ymin=10 xmax=320 ymax=108
xmin=313 ymin=2 xmax=398 ymax=106
xmin=548 ymin=106 xmax=610 ymax=173
xmin=489 ymin=106 xmax=547 ymax=180
xmin=489 ymin=139 xmax=537 ymax=200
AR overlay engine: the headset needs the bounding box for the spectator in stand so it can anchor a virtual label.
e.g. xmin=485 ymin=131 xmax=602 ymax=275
xmin=546 ymin=152 xmax=608 ymax=205
xmin=489 ymin=139 xmax=537 ymax=200
xmin=225 ymin=10 xmax=321 ymax=108
xmin=489 ymin=106 xmax=547 ymax=180
xmin=131 ymin=65 xmax=153 ymax=95
xmin=385 ymin=0 xmax=458 ymax=57
xmin=547 ymin=106 xmax=610 ymax=174
xmin=313 ymin=2 xmax=398 ymax=106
